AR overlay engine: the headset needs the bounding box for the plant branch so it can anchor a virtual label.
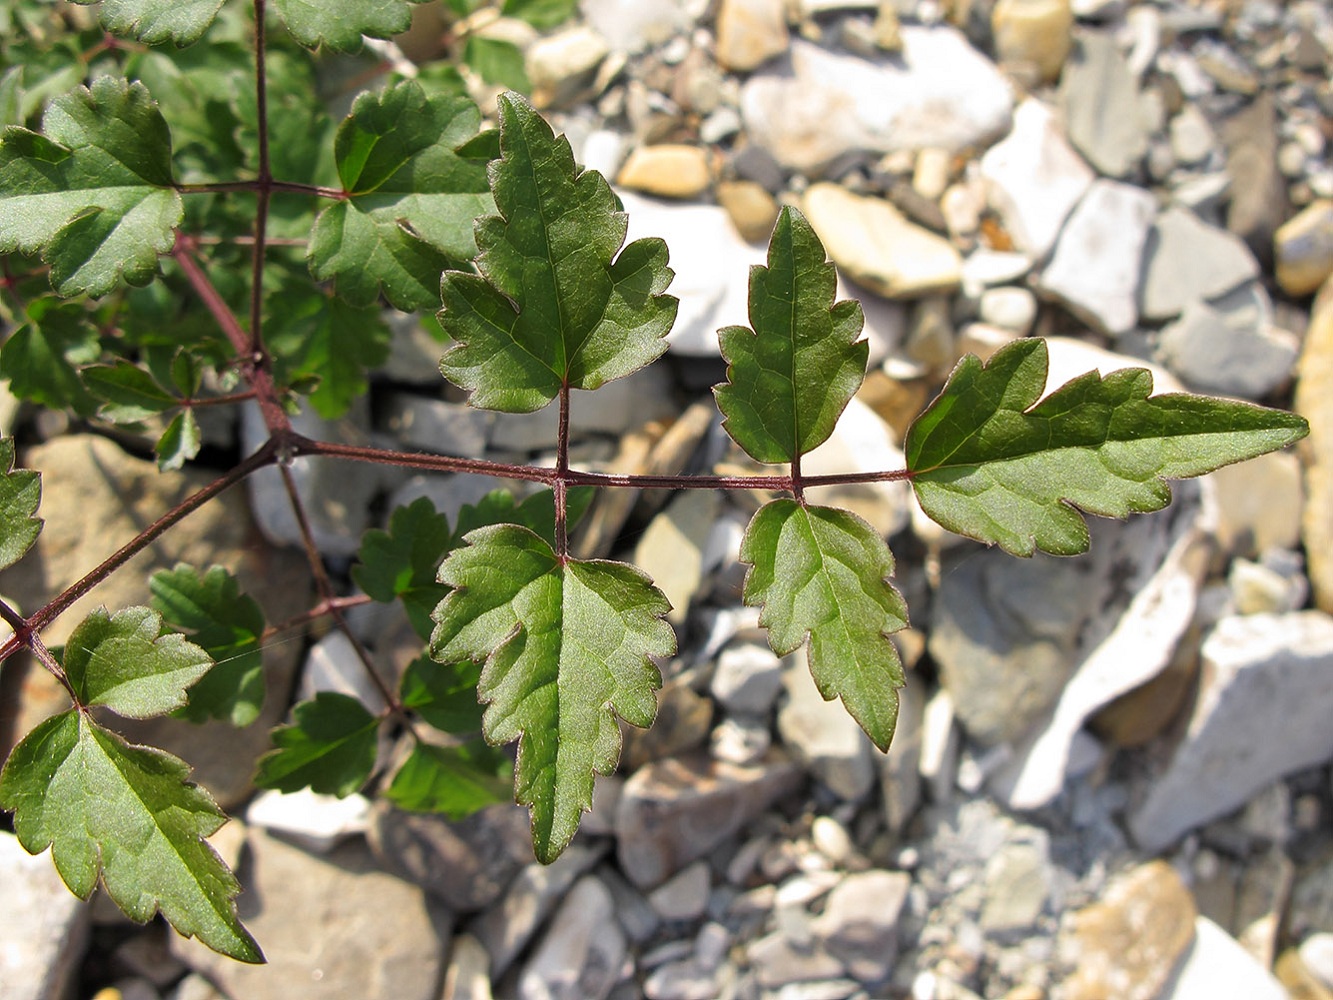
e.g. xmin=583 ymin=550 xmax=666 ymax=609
xmin=555 ymin=382 xmax=570 ymax=561
xmin=177 ymin=180 xmax=346 ymax=200
xmin=249 ymin=0 xmax=272 ymax=360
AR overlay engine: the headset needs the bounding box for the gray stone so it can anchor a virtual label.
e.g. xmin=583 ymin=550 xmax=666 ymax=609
xmin=979 ymin=841 xmax=1051 ymax=935
xmin=470 ymin=845 xmax=605 ymax=976
xmin=1221 ymin=94 xmax=1289 ymax=261
xmin=710 ymin=713 xmax=773 ymax=765
xmin=1169 ymin=105 xmax=1219 ymax=166
xmin=1160 ymin=917 xmax=1288 ymax=1000
xmin=777 ymin=654 xmax=878 ymax=801
xmin=632 ymin=488 xmax=720 ymax=626
xmin=812 ymin=870 xmax=911 ymax=983
xmin=740 ymin=31 xmax=1012 ymax=176
xmin=0 ymin=832 xmax=90 ymax=1000
xmin=442 ymin=934 xmax=493 ymax=1000
xmin=647 ymin=860 xmax=712 ymax=921
xmin=367 ymin=801 xmax=533 ymax=913
xmin=746 ymin=932 xmax=846 ymax=988
xmin=980 ymin=97 xmax=1094 ymax=260
xmin=711 ymin=641 xmax=785 ymax=716
xmin=298 ymin=629 xmax=390 ymax=713
xmin=173 ymin=829 xmax=449 ymax=1000
xmin=880 ymin=672 xmax=925 ymax=836
xmin=1058 ymin=31 xmax=1151 ymax=178
xmin=643 ymin=959 xmax=718 ymax=1000
xmin=1139 ymin=206 xmax=1260 ymax=321
xmin=1037 ymin=179 xmax=1157 ymax=336
xmin=581 ymin=0 xmax=695 ymax=53
xmin=1156 ymin=284 xmax=1299 ymax=399
xmin=518 ymin=875 xmax=627 ymax=1000
xmin=1130 ymin=611 xmax=1333 ymax=853
xmin=244 ymin=788 xmax=371 ymax=854
xmin=382 ymin=393 xmax=492 ymax=458
xmin=978 ymin=286 xmax=1038 ymax=335
xmin=615 ymin=751 xmax=803 ymax=889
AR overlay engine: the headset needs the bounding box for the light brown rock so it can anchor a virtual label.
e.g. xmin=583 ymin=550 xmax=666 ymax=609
xmin=617 ymin=144 xmax=712 ymax=199
xmin=716 ymin=179 xmax=780 ymax=243
xmin=715 ymin=0 xmax=789 ymax=72
xmin=992 ymin=0 xmax=1074 ymax=82
xmin=1063 ymin=861 xmax=1198 ymax=1000
xmin=801 ymin=183 xmax=961 ymax=299
xmin=1276 ymin=199 xmax=1333 ymax=297
xmin=1296 ymin=277 xmax=1333 ymax=614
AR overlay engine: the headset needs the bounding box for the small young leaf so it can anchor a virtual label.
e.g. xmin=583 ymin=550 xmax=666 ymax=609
xmin=169 ymin=348 xmax=203 ymax=398
xmin=0 ymin=77 xmax=182 ymax=296
xmin=715 ymin=206 xmax=867 ymax=465
xmin=149 ymin=565 xmax=266 ymax=727
xmin=431 ymin=524 xmax=674 ymax=862
xmin=463 ymin=36 xmax=530 ymax=92
xmin=155 ymin=410 xmax=201 ymax=472
xmin=272 ymin=0 xmax=421 ymax=53
xmin=309 ymin=80 xmax=492 ymax=311
xmin=253 ymin=693 xmax=379 ymax=797
xmin=352 ymin=496 xmax=453 ymax=640
xmin=740 ymin=500 xmax=907 ymax=751
xmin=63 ymin=606 xmax=214 ymax=720
xmin=0 ymin=438 xmax=42 ymax=573
xmin=439 ymin=92 xmax=678 ymax=413
xmin=383 ymin=740 xmax=511 ymax=817
xmin=501 ymin=0 xmax=579 ymax=29
xmin=72 ymin=0 xmax=226 ymax=46
xmin=450 ymin=486 xmax=595 ymax=550
xmin=0 ymin=711 xmax=262 ymax=962
xmin=400 ymin=655 xmax=483 ymax=735
xmin=906 ymin=338 xmax=1311 ymax=557
xmin=84 ymin=361 xmax=177 ymax=422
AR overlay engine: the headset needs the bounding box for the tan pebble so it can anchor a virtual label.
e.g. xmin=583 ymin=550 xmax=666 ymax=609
xmin=1275 ymin=199 xmax=1333 ymax=296
xmin=716 ymin=179 xmax=780 ymax=242
xmin=617 ymin=144 xmax=712 ymax=199
xmin=992 ymin=0 xmax=1074 ymax=82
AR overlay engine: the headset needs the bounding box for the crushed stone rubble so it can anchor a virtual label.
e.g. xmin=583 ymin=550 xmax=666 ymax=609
xmin=4 ymin=0 xmax=1333 ymax=997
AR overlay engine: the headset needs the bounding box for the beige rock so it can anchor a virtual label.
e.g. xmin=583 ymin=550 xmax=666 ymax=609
xmin=1208 ymin=449 xmax=1304 ymax=557
xmin=716 ymin=179 xmax=780 ymax=242
xmin=617 ymin=144 xmax=713 ymax=199
xmin=1276 ymin=199 xmax=1333 ymax=297
xmin=1091 ymin=627 xmax=1199 ymax=747
xmin=992 ymin=0 xmax=1074 ymax=82
xmin=716 ymin=0 xmax=790 ymax=72
xmin=526 ymin=26 xmax=608 ymax=109
xmin=801 ymin=183 xmax=962 ymax=298
xmin=1064 ymin=861 xmax=1198 ymax=1000
xmin=1276 ymin=948 xmax=1333 ymax=1000
xmin=1295 ymin=278 xmax=1333 ymax=614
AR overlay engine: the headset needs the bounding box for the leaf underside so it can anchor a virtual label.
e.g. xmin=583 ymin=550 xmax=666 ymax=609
xmin=741 ymin=500 xmax=907 ymax=751
xmin=438 ymin=92 xmax=678 ymax=413
xmin=715 ymin=206 xmax=867 ymax=465
xmin=0 ymin=438 xmax=42 ymax=573
xmin=430 ymin=523 xmax=674 ymax=863
xmin=0 ymin=711 xmax=262 ymax=963
xmin=906 ymin=338 xmax=1311 ymax=556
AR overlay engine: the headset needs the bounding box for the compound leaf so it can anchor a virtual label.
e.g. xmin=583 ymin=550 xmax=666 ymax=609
xmin=439 ymin=92 xmax=678 ymax=413
xmin=309 ymin=80 xmax=492 ymax=310
xmin=149 ymin=565 xmax=266 ymax=727
xmin=430 ymin=523 xmax=674 ymax=862
xmin=353 ymin=496 xmax=453 ymax=640
xmin=63 ymin=607 xmax=214 ymax=720
xmin=715 ymin=206 xmax=867 ymax=465
xmin=253 ymin=692 xmax=379 ymax=797
xmin=273 ymin=0 xmax=422 ymax=53
xmin=0 ymin=438 xmax=42 ymax=572
xmin=72 ymin=0 xmax=226 ymax=45
xmin=383 ymin=739 xmax=511 ymax=818
xmin=741 ymin=500 xmax=907 ymax=751
xmin=905 ymin=338 xmax=1311 ymax=557
xmin=0 ymin=77 xmax=181 ymax=296
xmin=0 ymin=710 xmax=262 ymax=962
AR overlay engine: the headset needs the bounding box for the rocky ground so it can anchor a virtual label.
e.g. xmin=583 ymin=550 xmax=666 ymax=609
xmin=4 ymin=0 xmax=1333 ymax=998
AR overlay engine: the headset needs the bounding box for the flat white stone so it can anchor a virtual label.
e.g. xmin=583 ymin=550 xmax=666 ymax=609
xmin=1 ymin=832 xmax=89 ymax=1000
xmin=1160 ymin=917 xmax=1288 ymax=1000
xmin=245 ymin=788 xmax=372 ymax=854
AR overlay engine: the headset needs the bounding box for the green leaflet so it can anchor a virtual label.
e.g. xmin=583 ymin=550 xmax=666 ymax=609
xmin=353 ymin=496 xmax=454 ymax=641
xmin=501 ymin=0 xmax=579 ymax=29
xmin=71 ymin=0 xmax=226 ymax=45
xmin=272 ymin=0 xmax=423 ymax=52
xmin=430 ymin=524 xmax=674 ymax=862
xmin=0 ymin=711 xmax=262 ymax=962
xmin=1 ymin=297 xmax=102 ymax=417
xmin=383 ymin=740 xmax=511 ymax=817
xmin=308 ymin=81 xmax=493 ymax=311
xmin=0 ymin=438 xmax=42 ymax=573
xmin=63 ymin=606 xmax=215 ymax=720
xmin=400 ymin=655 xmax=484 ymax=735
xmin=906 ymin=338 xmax=1311 ymax=556
xmin=84 ymin=361 xmax=178 ymax=422
xmin=439 ymin=92 xmax=678 ymax=413
xmin=253 ymin=692 xmax=380 ymax=798
xmin=0 ymin=77 xmax=182 ymax=296
xmin=740 ymin=500 xmax=907 ymax=751
xmin=715 ymin=206 xmax=867 ymax=465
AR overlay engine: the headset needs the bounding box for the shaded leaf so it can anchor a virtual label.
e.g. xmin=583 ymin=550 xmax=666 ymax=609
xmin=149 ymin=565 xmax=265 ymax=727
xmin=155 ymin=410 xmax=201 ymax=472
xmin=905 ymin=338 xmax=1311 ymax=556
xmin=84 ymin=361 xmax=177 ymax=422
xmin=0 ymin=437 xmax=42 ymax=572
xmin=400 ymin=655 xmax=483 ymax=734
xmin=740 ymin=500 xmax=906 ymax=751
xmin=63 ymin=606 xmax=214 ymax=720
xmin=72 ymin=0 xmax=226 ymax=45
xmin=253 ymin=693 xmax=379 ymax=797
xmin=430 ymin=524 xmax=674 ymax=862
xmin=463 ymin=37 xmax=530 ymax=92
xmin=439 ymin=92 xmax=677 ymax=413
xmin=0 ymin=711 xmax=262 ymax=962
xmin=715 ymin=206 xmax=867 ymax=465
xmin=352 ymin=496 xmax=453 ymax=640
xmin=383 ymin=739 xmax=511 ymax=817
xmin=309 ymin=80 xmax=492 ymax=310
xmin=502 ymin=0 xmax=579 ymax=29
xmin=0 ymin=76 xmax=181 ymax=296
xmin=451 ymin=486 xmax=594 ymax=551
xmin=273 ymin=0 xmax=422 ymax=53
xmin=1 ymin=298 xmax=101 ymax=416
